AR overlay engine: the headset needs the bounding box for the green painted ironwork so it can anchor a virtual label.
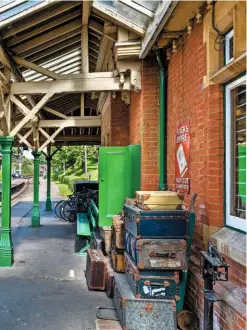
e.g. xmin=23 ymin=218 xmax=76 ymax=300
xmin=0 ymin=136 xmax=14 ymax=267
xmin=45 ymin=155 xmax=52 ymax=211
xmin=32 ymin=151 xmax=41 ymax=227
xmin=76 ymin=200 xmax=98 ymax=255
xmin=156 ymin=51 xmax=167 ymax=191
xmin=177 ymin=194 xmax=197 ymax=312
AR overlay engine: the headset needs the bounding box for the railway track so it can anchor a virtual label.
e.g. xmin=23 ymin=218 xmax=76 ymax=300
xmin=11 ymin=177 xmax=33 ymax=206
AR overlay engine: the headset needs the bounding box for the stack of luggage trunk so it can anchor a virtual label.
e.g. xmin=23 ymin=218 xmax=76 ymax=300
xmin=85 ymin=191 xmax=197 ymax=330
xmin=113 ymin=191 xmax=192 ymax=330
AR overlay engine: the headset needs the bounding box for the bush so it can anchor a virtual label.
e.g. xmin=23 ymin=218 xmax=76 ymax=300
xmin=22 ymin=165 xmax=33 ymax=176
xmin=52 ymin=173 xmax=58 ymax=181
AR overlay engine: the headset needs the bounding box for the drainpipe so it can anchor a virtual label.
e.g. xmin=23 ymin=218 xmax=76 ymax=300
xmin=156 ymin=50 xmax=167 ymax=190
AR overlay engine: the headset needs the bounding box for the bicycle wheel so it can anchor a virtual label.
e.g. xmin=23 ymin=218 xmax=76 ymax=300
xmin=55 ymin=200 xmax=65 ymax=219
xmin=61 ymin=200 xmax=76 ymax=221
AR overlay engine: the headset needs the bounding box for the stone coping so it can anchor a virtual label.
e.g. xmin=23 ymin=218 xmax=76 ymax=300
xmin=211 ymin=227 xmax=246 ymax=266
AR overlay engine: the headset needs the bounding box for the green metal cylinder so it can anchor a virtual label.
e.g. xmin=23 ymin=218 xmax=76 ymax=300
xmin=45 ymin=146 xmax=52 ymax=211
xmin=32 ymin=151 xmax=41 ymax=227
xmin=156 ymin=51 xmax=167 ymax=190
xmin=0 ymin=136 xmax=14 ymax=266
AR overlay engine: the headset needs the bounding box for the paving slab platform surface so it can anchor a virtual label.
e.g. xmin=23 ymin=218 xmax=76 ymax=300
xmin=0 ymin=180 xmax=114 ymax=330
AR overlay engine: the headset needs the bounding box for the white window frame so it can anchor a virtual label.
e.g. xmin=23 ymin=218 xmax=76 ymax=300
xmin=225 ymin=75 xmax=246 ymax=232
xmin=225 ymin=29 xmax=234 ymax=64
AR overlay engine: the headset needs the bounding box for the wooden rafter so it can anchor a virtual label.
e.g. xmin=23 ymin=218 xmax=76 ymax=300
xmin=1 ymin=2 xmax=80 ymax=39
xmin=13 ymin=56 xmax=59 ymax=80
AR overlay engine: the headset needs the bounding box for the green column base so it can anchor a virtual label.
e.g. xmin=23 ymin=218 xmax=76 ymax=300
xmin=32 ymin=205 xmax=40 ymax=227
xmin=45 ymin=198 xmax=52 ymax=211
xmin=0 ymin=229 xmax=13 ymax=267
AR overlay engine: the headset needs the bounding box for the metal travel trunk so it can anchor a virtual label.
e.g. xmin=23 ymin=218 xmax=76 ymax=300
xmin=124 ymin=204 xmax=188 ymax=239
xmin=136 ymin=191 xmax=183 ymax=210
xmin=124 ymin=252 xmax=180 ymax=300
xmin=125 ymin=232 xmax=187 ymax=270
xmin=85 ymin=249 xmax=107 ymax=291
xmin=113 ymin=273 xmax=177 ymax=330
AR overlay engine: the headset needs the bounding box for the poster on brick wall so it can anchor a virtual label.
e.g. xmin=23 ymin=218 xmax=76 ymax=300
xmin=175 ymin=121 xmax=190 ymax=193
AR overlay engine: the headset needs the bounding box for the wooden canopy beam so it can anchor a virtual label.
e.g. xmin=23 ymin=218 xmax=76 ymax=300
xmin=39 ymin=135 xmax=101 ymax=142
xmin=23 ymin=117 xmax=101 ymax=128
xmin=10 ymin=77 xmax=131 ymax=94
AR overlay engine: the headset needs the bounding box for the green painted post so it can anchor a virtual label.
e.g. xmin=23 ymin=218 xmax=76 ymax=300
xmin=45 ymin=146 xmax=52 ymax=211
xmin=32 ymin=151 xmax=41 ymax=227
xmin=0 ymin=136 xmax=14 ymax=267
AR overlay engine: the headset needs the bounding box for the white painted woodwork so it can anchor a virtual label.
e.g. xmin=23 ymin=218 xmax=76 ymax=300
xmin=12 ymin=19 xmax=82 ymax=54
xmin=10 ymin=77 xmax=131 ymax=94
xmin=119 ymin=0 xmax=154 ymax=18
xmin=42 ymin=106 xmax=68 ymax=119
xmin=92 ymin=1 xmax=146 ymax=36
xmin=23 ymin=117 xmax=101 ymax=128
xmin=140 ymin=0 xmax=178 ymax=58
xmin=2 ymin=2 xmax=80 ymax=38
xmin=0 ymin=1 xmax=58 ymax=29
xmin=7 ymin=9 xmax=81 ymax=47
xmin=38 ymin=126 xmax=65 ymax=151
xmin=13 ymin=56 xmax=59 ymax=80
xmin=10 ymin=93 xmax=54 ymax=136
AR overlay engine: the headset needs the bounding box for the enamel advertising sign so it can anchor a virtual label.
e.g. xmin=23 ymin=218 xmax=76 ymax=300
xmin=175 ymin=121 xmax=190 ymax=193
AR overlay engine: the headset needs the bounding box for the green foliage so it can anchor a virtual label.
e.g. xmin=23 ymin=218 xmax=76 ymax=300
xmin=52 ymin=173 xmax=58 ymax=181
xmin=0 ymin=170 xmax=2 ymax=180
xmin=56 ymin=183 xmax=73 ymax=197
xmin=21 ymin=156 xmax=33 ymax=176
xmin=51 ymin=145 xmax=99 ymax=191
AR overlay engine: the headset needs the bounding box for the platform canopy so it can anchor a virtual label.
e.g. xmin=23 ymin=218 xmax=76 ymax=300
xmin=0 ymin=0 xmax=203 ymax=150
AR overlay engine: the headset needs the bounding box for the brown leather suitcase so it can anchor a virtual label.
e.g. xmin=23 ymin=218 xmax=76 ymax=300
xmin=106 ymin=258 xmax=115 ymax=298
xmin=85 ymin=249 xmax=107 ymax=291
xmin=100 ymin=226 xmax=112 ymax=255
xmin=112 ymin=215 xmax=125 ymax=250
xmin=111 ymin=248 xmax=125 ymax=273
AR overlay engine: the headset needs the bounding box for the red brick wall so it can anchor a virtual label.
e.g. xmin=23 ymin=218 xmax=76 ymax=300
xmin=111 ymin=94 xmax=129 ymax=146
xmin=167 ymin=21 xmax=246 ymax=329
xmin=129 ymin=59 xmax=160 ymax=190
xmin=101 ymin=93 xmax=129 ymax=146
xmin=101 ymin=95 xmax=111 ymax=146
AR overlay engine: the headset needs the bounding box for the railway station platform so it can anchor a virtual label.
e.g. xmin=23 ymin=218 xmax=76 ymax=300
xmin=0 ymin=179 xmax=114 ymax=330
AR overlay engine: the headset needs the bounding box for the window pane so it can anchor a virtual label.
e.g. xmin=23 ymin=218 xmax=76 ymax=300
xmin=232 ymin=84 xmax=246 ymax=220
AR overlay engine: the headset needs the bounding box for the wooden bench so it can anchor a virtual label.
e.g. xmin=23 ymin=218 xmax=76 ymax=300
xmin=76 ymin=200 xmax=98 ymax=255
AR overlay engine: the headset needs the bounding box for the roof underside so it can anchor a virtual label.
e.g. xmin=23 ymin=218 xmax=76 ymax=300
xmin=0 ymin=0 xmax=203 ymax=148
xmin=0 ymin=0 xmax=159 ymax=147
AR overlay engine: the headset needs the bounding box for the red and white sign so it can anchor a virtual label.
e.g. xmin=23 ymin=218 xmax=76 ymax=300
xmin=175 ymin=121 xmax=190 ymax=193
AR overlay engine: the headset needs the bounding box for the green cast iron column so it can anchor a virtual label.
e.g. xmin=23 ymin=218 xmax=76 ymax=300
xmin=45 ymin=155 xmax=52 ymax=211
xmin=32 ymin=151 xmax=41 ymax=227
xmin=156 ymin=50 xmax=167 ymax=190
xmin=0 ymin=136 xmax=14 ymax=267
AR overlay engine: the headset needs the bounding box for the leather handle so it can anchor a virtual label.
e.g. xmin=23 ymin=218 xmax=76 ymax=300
xmin=144 ymin=280 xmax=170 ymax=287
xmin=149 ymin=251 xmax=176 ymax=258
